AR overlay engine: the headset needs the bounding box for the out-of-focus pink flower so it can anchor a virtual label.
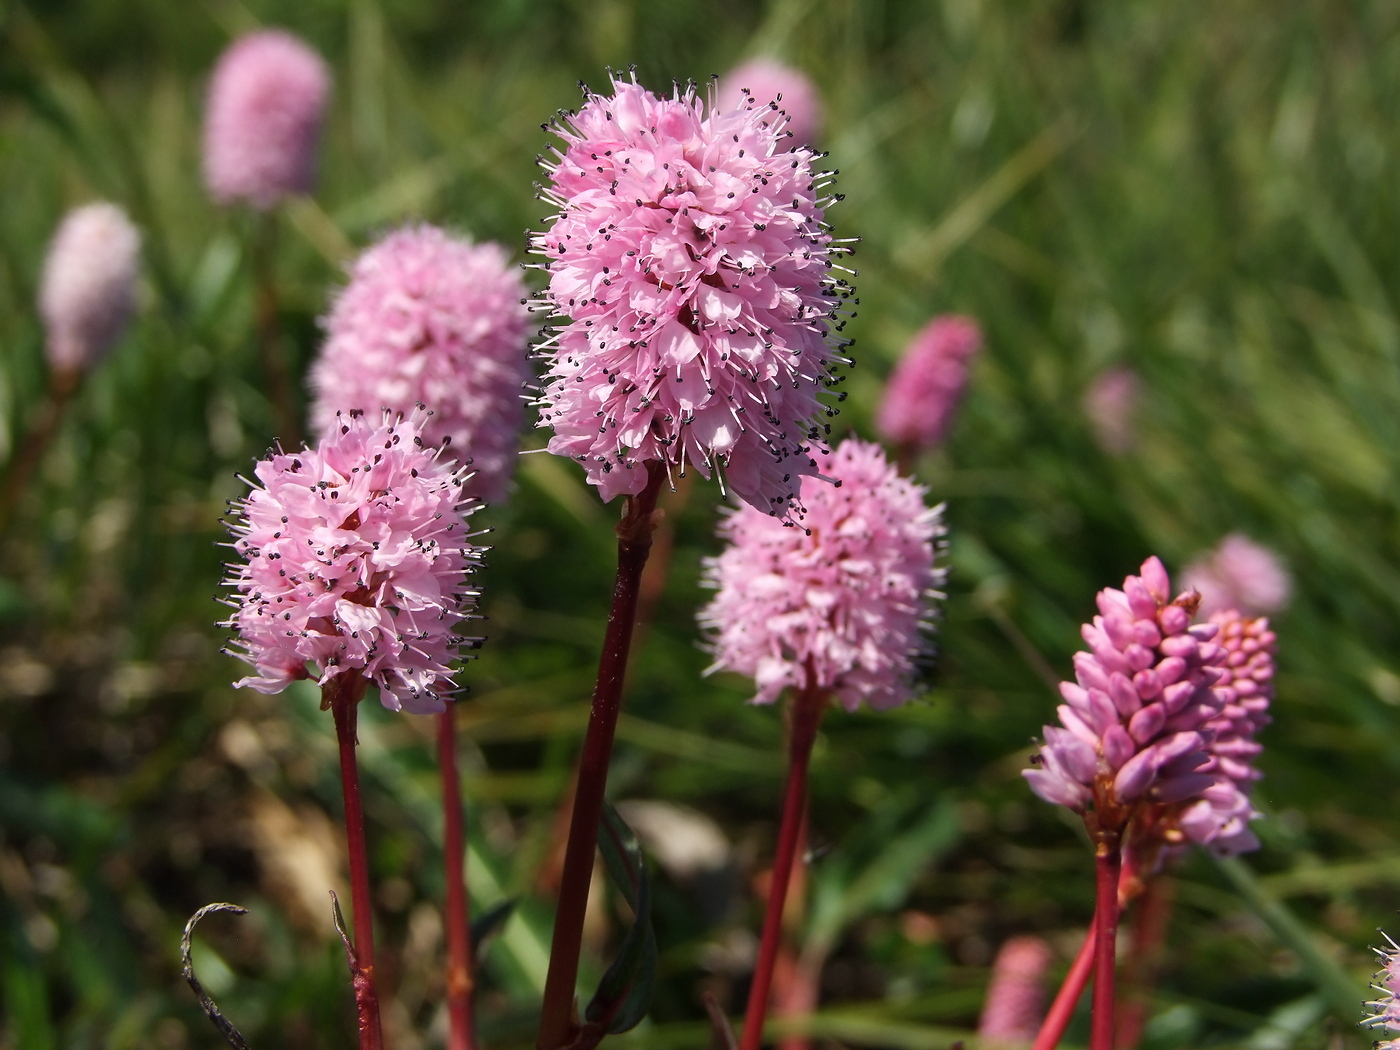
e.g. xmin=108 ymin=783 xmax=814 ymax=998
xmin=1023 ymin=557 xmax=1228 ymax=820
xmin=1083 ymin=366 xmax=1138 ymax=454
xmin=717 ymin=58 xmax=822 ymax=145
xmin=38 ymin=203 xmax=141 ymax=378
xmin=1175 ymin=611 xmax=1274 ymax=855
xmin=1366 ymin=932 xmax=1400 ymax=1050
xmin=204 ymin=29 xmax=330 ymax=209
xmin=698 ymin=439 xmax=945 ymax=712
xmin=876 ymin=315 xmax=982 ymax=453
xmin=309 ymin=226 xmax=531 ymax=504
xmin=978 ymin=935 xmax=1053 ymax=1044
xmin=222 ymin=407 xmax=484 ymax=714
xmin=1182 ymin=534 xmax=1291 ymax=618
xmin=531 ymin=72 xmax=852 ymax=516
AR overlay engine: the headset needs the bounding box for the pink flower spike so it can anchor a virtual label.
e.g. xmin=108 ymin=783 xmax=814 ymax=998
xmin=530 ymin=72 xmax=853 ymax=517
xmin=204 ymin=29 xmax=331 ymax=209
xmin=39 ymin=203 xmax=141 ymax=378
xmin=1182 ymin=533 xmax=1291 ymax=618
xmin=1174 ymin=609 xmax=1274 ymax=855
xmin=1023 ymin=557 xmax=1227 ymax=826
xmin=222 ymin=407 xmax=485 ymax=714
xmin=978 ymin=935 xmax=1054 ymax=1044
xmin=876 ymin=314 xmax=983 ymax=454
xmin=310 ymin=225 xmax=532 ymax=504
xmin=698 ymin=439 xmax=945 ymax=713
xmin=1083 ymin=366 xmax=1139 ymax=454
xmin=717 ymin=58 xmax=823 ymax=145
xmin=1366 ymin=932 xmax=1400 ymax=1050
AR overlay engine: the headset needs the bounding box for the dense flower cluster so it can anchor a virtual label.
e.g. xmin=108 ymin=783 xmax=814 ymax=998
xmin=977 ymin=936 xmax=1052 ymax=1044
xmin=309 ymin=226 xmax=532 ymax=504
xmin=39 ymin=203 xmax=141 ymax=377
xmin=204 ymin=29 xmax=330 ymax=208
xmin=698 ymin=439 xmax=944 ymax=712
xmin=223 ymin=408 xmax=483 ymax=714
xmin=1175 ymin=611 xmax=1274 ymax=855
xmin=531 ymin=72 xmax=853 ymax=515
xmin=1024 ymin=557 xmax=1228 ymax=818
xmin=876 ymin=314 xmax=982 ymax=452
xmin=716 ymin=58 xmax=822 ymax=145
xmin=1182 ymin=533 xmax=1291 ymax=618
xmin=1366 ymin=933 xmax=1400 ymax=1050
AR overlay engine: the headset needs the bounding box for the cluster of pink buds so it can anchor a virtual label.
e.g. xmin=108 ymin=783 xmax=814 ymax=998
xmin=699 ymin=437 xmax=946 ymax=711
xmin=1174 ymin=611 xmax=1275 ymax=855
xmin=530 ymin=71 xmax=854 ymax=515
xmin=1024 ymin=557 xmax=1228 ymax=822
xmin=876 ymin=314 xmax=982 ymax=455
xmin=310 ymin=225 xmax=532 ymax=504
xmin=203 ymin=29 xmax=331 ymax=209
xmin=222 ymin=407 xmax=484 ymax=713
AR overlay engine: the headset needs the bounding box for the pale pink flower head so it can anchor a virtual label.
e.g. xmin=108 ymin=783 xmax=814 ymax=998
xmin=530 ymin=72 xmax=853 ymax=517
xmin=978 ymin=935 xmax=1053 ymax=1044
xmin=1023 ymin=557 xmax=1229 ymax=825
xmin=1365 ymin=933 xmax=1400 ymax=1050
xmin=1182 ymin=534 xmax=1291 ymax=618
xmin=309 ymin=226 xmax=532 ymax=504
xmin=876 ymin=314 xmax=982 ymax=452
xmin=717 ymin=58 xmax=822 ymax=145
xmin=698 ymin=439 xmax=945 ymax=712
xmin=39 ymin=203 xmax=141 ymax=378
xmin=222 ymin=407 xmax=484 ymax=714
xmin=204 ymin=29 xmax=331 ymax=209
xmin=1083 ymin=366 xmax=1138 ymax=454
xmin=1173 ymin=610 xmax=1274 ymax=855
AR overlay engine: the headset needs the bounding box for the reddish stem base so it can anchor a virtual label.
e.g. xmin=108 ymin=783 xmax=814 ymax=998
xmin=439 ymin=707 xmax=476 ymax=1050
xmin=739 ymin=683 xmax=829 ymax=1050
xmin=536 ymin=466 xmax=666 ymax=1050
xmin=328 ymin=675 xmax=384 ymax=1050
xmin=1090 ymin=835 xmax=1122 ymax=1050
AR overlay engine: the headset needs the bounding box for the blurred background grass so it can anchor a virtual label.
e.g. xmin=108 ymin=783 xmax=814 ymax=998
xmin=1 ymin=0 xmax=1399 ymax=1047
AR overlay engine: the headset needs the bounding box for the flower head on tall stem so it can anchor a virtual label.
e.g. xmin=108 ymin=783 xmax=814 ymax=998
xmin=204 ymin=29 xmax=331 ymax=209
xmin=530 ymin=71 xmax=854 ymax=517
xmin=1182 ymin=534 xmax=1291 ymax=618
xmin=1365 ymin=932 xmax=1400 ymax=1050
xmin=222 ymin=406 xmax=485 ymax=713
xmin=310 ymin=225 xmax=532 ymax=504
xmin=717 ymin=58 xmax=823 ymax=145
xmin=701 ymin=438 xmax=944 ymax=1050
xmin=39 ymin=203 xmax=141 ymax=381
xmin=876 ymin=314 xmax=982 ymax=456
xmin=699 ymin=438 xmax=946 ymax=712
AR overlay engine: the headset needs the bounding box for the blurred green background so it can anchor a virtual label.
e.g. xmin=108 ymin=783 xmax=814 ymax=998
xmin=2 ymin=0 xmax=1399 ymax=1047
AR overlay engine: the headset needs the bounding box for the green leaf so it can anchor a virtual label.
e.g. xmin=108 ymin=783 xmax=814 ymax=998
xmin=584 ymin=802 xmax=658 ymax=1035
xmin=470 ymin=898 xmax=518 ymax=964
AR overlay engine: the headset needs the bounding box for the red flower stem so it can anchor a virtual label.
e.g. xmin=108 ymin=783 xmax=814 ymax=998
xmin=739 ymin=681 xmax=829 ymax=1050
xmin=1032 ymin=913 xmax=1097 ymax=1050
xmin=536 ymin=463 xmax=666 ymax=1050
xmin=438 ymin=707 xmax=476 ymax=1050
xmin=327 ymin=675 xmax=385 ymax=1050
xmin=1115 ymin=875 xmax=1175 ymax=1050
xmin=251 ymin=211 xmax=301 ymax=448
xmin=1090 ymin=831 xmax=1123 ymax=1050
